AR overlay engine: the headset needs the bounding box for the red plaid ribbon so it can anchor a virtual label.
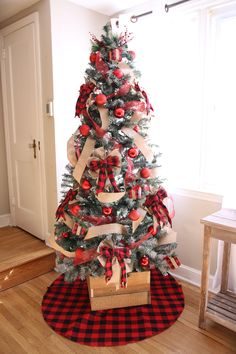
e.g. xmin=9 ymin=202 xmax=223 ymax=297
xmin=89 ymin=156 xmax=120 ymax=194
xmin=56 ymin=189 xmax=77 ymax=220
xmin=100 ymin=245 xmax=131 ymax=287
xmin=75 ymin=83 xmax=95 ymax=117
xmin=144 ymin=187 xmax=172 ymax=226
xmin=134 ymin=82 xmax=153 ymax=114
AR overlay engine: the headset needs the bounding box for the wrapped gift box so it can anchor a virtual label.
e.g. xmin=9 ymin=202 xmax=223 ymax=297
xmin=87 ymin=271 xmax=151 ymax=311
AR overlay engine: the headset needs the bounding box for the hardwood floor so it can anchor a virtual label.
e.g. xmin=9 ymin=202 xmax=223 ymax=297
xmin=0 ymin=227 xmax=55 ymax=291
xmin=0 ymin=272 xmax=236 ymax=354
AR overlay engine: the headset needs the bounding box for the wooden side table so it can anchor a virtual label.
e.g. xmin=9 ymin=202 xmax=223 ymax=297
xmin=199 ymin=208 xmax=236 ymax=332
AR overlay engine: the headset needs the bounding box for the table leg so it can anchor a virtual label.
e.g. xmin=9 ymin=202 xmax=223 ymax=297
xmin=199 ymin=225 xmax=212 ymax=329
xmin=221 ymin=241 xmax=231 ymax=293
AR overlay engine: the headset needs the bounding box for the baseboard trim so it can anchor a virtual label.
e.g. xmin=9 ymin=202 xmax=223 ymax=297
xmin=0 ymin=214 xmax=11 ymax=227
xmin=171 ymin=264 xmax=215 ymax=292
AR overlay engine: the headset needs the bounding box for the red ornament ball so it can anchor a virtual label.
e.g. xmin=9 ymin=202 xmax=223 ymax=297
xmin=114 ymin=107 xmax=125 ymax=118
xmin=62 ymin=232 xmax=69 ymax=238
xmin=68 ymin=204 xmax=80 ymax=216
xmin=113 ymin=68 xmax=124 ymax=79
xmin=128 ymin=50 xmax=136 ymax=60
xmin=140 ymin=255 xmax=150 ymax=267
xmin=89 ymin=52 xmax=97 ymax=63
xmin=140 ymin=167 xmax=151 ymax=178
xmin=133 ymin=125 xmax=139 ymax=133
xmin=79 ymin=124 xmax=90 ymax=136
xmin=128 ymin=209 xmax=140 ymax=221
xmin=95 ymin=94 xmax=107 ymax=106
xmin=102 ymin=206 xmax=113 ymax=216
xmin=81 ymin=180 xmax=91 ymax=190
xmin=128 ymin=147 xmax=139 ymax=158
xmin=148 ymin=225 xmax=156 ymax=235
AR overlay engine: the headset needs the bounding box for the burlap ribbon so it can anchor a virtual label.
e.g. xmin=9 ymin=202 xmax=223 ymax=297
xmin=96 ymin=192 xmax=125 ymax=203
xmin=48 ymin=232 xmax=75 ymax=258
xmin=132 ymin=208 xmax=147 ymax=233
xmin=84 ymin=223 xmax=127 ymax=240
xmin=67 ymin=134 xmax=78 ymax=167
xmin=73 ymin=137 xmax=96 ymax=184
xmin=121 ymin=127 xmax=154 ymax=162
xmin=158 ymin=226 xmax=177 ymax=246
xmin=97 ymin=240 xmax=132 ymax=288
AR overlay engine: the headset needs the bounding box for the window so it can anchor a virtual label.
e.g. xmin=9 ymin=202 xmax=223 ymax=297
xmin=131 ymin=1 xmax=236 ymax=196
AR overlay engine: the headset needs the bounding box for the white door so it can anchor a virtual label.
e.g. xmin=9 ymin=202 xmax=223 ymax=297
xmin=1 ymin=13 xmax=46 ymax=240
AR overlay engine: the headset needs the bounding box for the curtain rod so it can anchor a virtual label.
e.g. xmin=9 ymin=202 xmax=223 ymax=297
xmin=165 ymin=0 xmax=192 ymax=12
xmin=130 ymin=11 xmax=153 ymax=23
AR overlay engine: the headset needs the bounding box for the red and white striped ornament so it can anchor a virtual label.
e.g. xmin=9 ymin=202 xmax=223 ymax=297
xmin=109 ymin=48 xmax=122 ymax=62
xmin=164 ymin=256 xmax=181 ymax=270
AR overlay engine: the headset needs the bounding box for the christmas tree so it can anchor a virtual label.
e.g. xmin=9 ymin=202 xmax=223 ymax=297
xmin=50 ymin=23 xmax=180 ymax=288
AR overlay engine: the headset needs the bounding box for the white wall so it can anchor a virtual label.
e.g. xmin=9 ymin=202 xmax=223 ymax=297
xmin=50 ymin=0 xmax=108 ymax=200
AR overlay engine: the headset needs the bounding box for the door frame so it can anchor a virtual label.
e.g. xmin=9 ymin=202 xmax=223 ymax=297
xmin=0 ymin=12 xmax=48 ymax=240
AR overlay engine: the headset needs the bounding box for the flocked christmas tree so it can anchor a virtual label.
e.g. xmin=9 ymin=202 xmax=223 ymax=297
xmin=50 ymin=23 xmax=180 ymax=287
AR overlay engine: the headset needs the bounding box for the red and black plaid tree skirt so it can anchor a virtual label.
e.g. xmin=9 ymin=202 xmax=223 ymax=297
xmin=42 ymin=269 xmax=184 ymax=346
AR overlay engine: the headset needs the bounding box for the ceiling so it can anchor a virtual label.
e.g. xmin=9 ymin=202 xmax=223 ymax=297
xmin=0 ymin=0 xmax=150 ymax=23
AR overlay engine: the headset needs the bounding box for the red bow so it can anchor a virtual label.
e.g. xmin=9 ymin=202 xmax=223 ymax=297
xmin=55 ymin=189 xmax=77 ymax=220
xmin=144 ymin=188 xmax=172 ymax=226
xmin=89 ymin=156 xmax=120 ymax=194
xmin=100 ymin=245 xmax=131 ymax=287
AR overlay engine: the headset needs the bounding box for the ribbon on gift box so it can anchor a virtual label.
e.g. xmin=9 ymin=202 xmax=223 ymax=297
xmin=88 ymin=148 xmax=121 ymax=194
xmin=97 ymin=240 xmax=132 ymax=288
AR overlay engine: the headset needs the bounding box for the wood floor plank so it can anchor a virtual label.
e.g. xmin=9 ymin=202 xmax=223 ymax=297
xmin=0 ymin=227 xmax=55 ymax=291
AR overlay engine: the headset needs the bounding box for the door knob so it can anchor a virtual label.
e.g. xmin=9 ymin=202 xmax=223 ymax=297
xmin=29 ymin=139 xmax=37 ymax=158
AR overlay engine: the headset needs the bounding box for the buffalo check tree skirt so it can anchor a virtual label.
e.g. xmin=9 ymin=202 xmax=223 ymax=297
xmin=41 ymin=269 xmax=185 ymax=346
